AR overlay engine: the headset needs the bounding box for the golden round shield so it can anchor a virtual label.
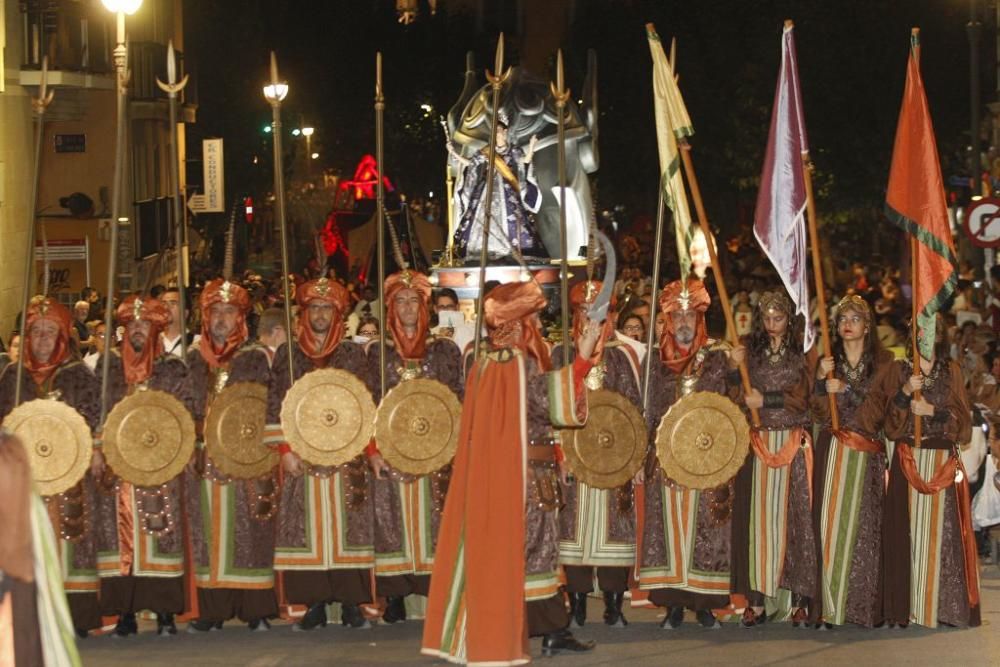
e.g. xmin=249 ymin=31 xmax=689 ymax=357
xmin=560 ymin=389 xmax=647 ymax=489
xmin=205 ymin=382 xmax=277 ymax=479
xmin=655 ymin=391 xmax=749 ymax=490
xmin=3 ymin=399 xmax=93 ymax=496
xmin=375 ymin=378 xmax=462 ymax=475
xmin=103 ymin=390 xmax=196 ymax=488
xmin=280 ymin=368 xmax=376 ymax=467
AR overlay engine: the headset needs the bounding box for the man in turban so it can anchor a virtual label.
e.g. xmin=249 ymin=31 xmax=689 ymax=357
xmin=637 ymin=278 xmax=742 ymax=630
xmin=0 ymin=296 xmax=102 ymax=638
xmin=554 ymin=280 xmax=642 ymax=629
xmin=263 ymin=277 xmax=377 ymax=630
xmin=366 ymin=269 xmax=464 ymax=624
xmin=94 ymin=295 xmax=196 ymax=637
xmin=422 ymin=280 xmax=603 ymax=663
xmin=185 ymin=279 xmax=280 ymax=632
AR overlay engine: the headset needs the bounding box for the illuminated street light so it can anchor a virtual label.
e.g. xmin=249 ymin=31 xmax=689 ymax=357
xmin=292 ymin=128 xmax=301 ymax=136
xmin=101 ymin=0 xmax=142 ymax=13
xmin=301 ymin=127 xmax=315 ymax=137
xmin=311 ymin=152 xmax=319 ymax=160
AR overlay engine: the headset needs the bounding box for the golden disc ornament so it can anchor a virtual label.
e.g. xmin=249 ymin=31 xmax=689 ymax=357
xmin=3 ymin=399 xmax=93 ymax=496
xmin=655 ymin=391 xmax=749 ymax=490
xmin=102 ymin=389 xmax=196 ymax=488
xmin=204 ymin=382 xmax=276 ymax=479
xmin=280 ymin=368 xmax=376 ymax=467
xmin=375 ymin=378 xmax=462 ymax=475
xmin=560 ymin=389 xmax=646 ymax=489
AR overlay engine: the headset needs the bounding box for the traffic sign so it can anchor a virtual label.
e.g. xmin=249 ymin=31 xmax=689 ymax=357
xmin=187 ymin=193 xmax=206 ymax=214
xmin=964 ymin=198 xmax=1000 ymax=248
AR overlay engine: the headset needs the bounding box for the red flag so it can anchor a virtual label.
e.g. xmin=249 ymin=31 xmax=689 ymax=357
xmin=753 ymin=23 xmax=814 ymax=351
xmin=885 ymin=30 xmax=957 ymax=359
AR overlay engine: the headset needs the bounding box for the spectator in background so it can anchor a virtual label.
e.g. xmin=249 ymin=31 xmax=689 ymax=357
xmin=0 ymin=333 xmax=18 ymax=369
xmin=83 ymin=322 xmax=106 ymax=372
xmin=356 ymin=316 xmax=380 ymax=343
xmin=73 ymin=301 xmax=92 ymax=350
xmin=618 ymin=313 xmax=644 ymax=343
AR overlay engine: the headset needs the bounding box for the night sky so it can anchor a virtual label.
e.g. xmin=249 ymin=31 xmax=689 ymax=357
xmin=185 ymin=0 xmax=993 ymax=241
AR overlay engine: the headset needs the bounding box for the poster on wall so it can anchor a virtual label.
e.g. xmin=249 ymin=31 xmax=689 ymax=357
xmin=203 ymin=138 xmax=225 ymax=213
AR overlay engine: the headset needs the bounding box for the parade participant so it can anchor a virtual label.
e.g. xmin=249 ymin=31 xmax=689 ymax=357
xmin=555 ymin=280 xmax=641 ymax=628
xmin=94 ymin=295 xmax=196 ymax=637
xmin=263 ymin=277 xmax=377 ymax=631
xmin=0 ymin=296 xmax=102 ymax=638
xmin=185 ymin=280 xmax=279 ymax=632
xmin=367 ymin=269 xmax=463 ymax=624
xmin=638 ymin=279 xmax=740 ymax=630
xmin=449 ymin=109 xmax=546 ymax=261
xmin=809 ymin=295 xmax=893 ymax=628
xmin=256 ymin=308 xmax=288 ymax=357
xmin=861 ymin=324 xmax=980 ymax=628
xmin=422 ymin=280 xmax=602 ymax=663
xmin=0 ymin=430 xmax=81 ymax=667
xmin=733 ymin=289 xmax=816 ymax=627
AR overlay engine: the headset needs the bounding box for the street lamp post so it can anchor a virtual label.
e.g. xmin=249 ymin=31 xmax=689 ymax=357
xmin=263 ymin=52 xmax=295 ymax=386
xmin=302 ymin=126 xmax=315 ymax=179
xmin=99 ymin=0 xmax=141 ymax=426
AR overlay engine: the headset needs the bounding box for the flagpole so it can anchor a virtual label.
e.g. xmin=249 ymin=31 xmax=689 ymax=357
xmin=551 ymin=49 xmax=571 ymax=364
xmin=910 ymin=27 xmax=923 ymax=445
xmin=679 ymin=142 xmax=759 ymax=427
xmin=787 ymin=19 xmax=839 ymax=431
xmin=376 ymin=52 xmax=387 ymax=401
xmin=641 ymin=189 xmax=666 ymax=414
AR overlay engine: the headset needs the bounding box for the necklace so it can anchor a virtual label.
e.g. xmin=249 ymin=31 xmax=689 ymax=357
xmin=765 ymin=339 xmax=787 ymax=365
xmin=841 ymin=356 xmax=865 ymax=387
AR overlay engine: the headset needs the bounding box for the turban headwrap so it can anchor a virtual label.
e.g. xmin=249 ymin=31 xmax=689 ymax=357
xmin=385 ymin=270 xmax=433 ymax=362
xmin=22 ymin=296 xmax=72 ymax=386
xmin=484 ymin=281 xmax=551 ymax=372
xmin=658 ymin=278 xmax=710 ymax=374
xmin=569 ymin=280 xmax=617 ymax=365
xmin=117 ymin=296 xmax=170 ymax=385
xmin=199 ymin=279 xmax=251 ymax=370
xmin=295 ymin=278 xmax=350 ymax=366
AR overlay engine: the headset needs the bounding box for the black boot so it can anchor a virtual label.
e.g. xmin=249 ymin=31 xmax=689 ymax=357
xmin=186 ymin=619 xmax=218 ymax=634
xmin=341 ymin=604 xmax=371 ymax=629
xmin=112 ymin=612 xmax=138 ymax=638
xmin=569 ymin=592 xmax=587 ymax=628
xmin=696 ymin=609 xmax=721 ymax=630
xmin=248 ymin=618 xmax=271 ymax=632
xmin=382 ymin=596 xmax=407 ymax=624
xmin=602 ymin=591 xmax=627 ymax=627
xmin=156 ymin=613 xmax=178 ymax=636
xmin=541 ymin=629 xmax=596 ymax=657
xmin=660 ymin=606 xmax=684 ymax=630
xmin=292 ymin=603 xmax=328 ymax=632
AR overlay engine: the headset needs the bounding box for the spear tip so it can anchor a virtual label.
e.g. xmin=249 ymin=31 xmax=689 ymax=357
xmin=494 ymin=33 xmax=505 ymax=75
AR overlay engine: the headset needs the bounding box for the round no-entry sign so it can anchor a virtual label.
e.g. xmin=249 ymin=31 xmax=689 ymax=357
xmin=965 ymin=198 xmax=1000 ymax=248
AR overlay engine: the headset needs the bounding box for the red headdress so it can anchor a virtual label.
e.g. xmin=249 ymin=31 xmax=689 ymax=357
xmin=484 ymin=281 xmax=551 ymax=372
xmin=199 ymin=279 xmax=251 ymax=369
xmin=22 ymin=296 xmax=72 ymax=386
xmin=117 ymin=296 xmax=170 ymax=384
xmin=295 ymin=278 xmax=350 ymax=366
xmin=385 ymin=270 xmax=433 ymax=362
xmin=658 ymin=278 xmax=710 ymax=374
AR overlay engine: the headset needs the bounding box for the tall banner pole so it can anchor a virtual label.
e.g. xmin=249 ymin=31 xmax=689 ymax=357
xmin=14 ymin=57 xmax=54 ymax=407
xmin=640 ymin=189 xmax=666 ymax=413
xmin=157 ymin=40 xmax=191 ymax=361
xmin=375 ymin=52 xmax=388 ymax=400
xmin=550 ymin=49 xmax=572 ymax=362
xmin=472 ymin=34 xmax=512 ymax=362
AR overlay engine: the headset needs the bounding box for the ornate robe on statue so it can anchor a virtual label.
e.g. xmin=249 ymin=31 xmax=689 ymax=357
xmin=809 ymin=348 xmax=894 ymax=627
xmin=555 ymin=343 xmax=641 ymax=582
xmin=862 ymin=359 xmax=980 ymax=628
xmin=731 ymin=344 xmax=817 ymax=612
xmin=185 ymin=343 xmax=279 ymax=621
xmin=452 ymin=146 xmax=545 ymax=259
xmin=95 ymin=352 xmax=196 ymax=616
xmin=639 ymin=343 xmax=737 ymax=610
xmin=263 ymin=341 xmax=377 ymax=607
xmin=0 ymin=360 xmax=103 ymax=632
xmin=369 ymin=339 xmax=463 ymax=594
xmin=422 ymin=349 xmax=589 ymax=665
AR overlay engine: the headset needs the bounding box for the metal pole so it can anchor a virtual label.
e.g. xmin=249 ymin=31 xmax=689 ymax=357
xmin=14 ymin=57 xmax=54 ymax=407
xmin=472 ymin=34 xmax=512 ymax=362
xmin=158 ymin=40 xmax=190 ymax=361
xmin=376 ymin=52 xmax=387 ymax=400
xmin=640 ymin=188 xmax=666 ymax=414
xmin=969 ymin=0 xmax=983 ymax=199
xmin=551 ymin=49 xmax=571 ymax=363
xmin=267 ymin=51 xmax=296 ymax=388
xmin=99 ymin=14 xmax=129 ymax=427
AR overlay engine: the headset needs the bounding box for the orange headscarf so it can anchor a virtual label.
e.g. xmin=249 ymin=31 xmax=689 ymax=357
xmin=199 ymin=279 xmax=250 ymax=369
xmin=569 ymin=280 xmax=617 ymax=364
xmin=385 ymin=270 xmax=433 ymax=362
xmin=484 ymin=281 xmax=551 ymax=372
xmin=22 ymin=296 xmax=72 ymax=386
xmin=658 ymin=278 xmax=710 ymax=374
xmin=117 ymin=296 xmax=170 ymax=385
xmin=295 ymin=278 xmax=349 ymax=366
